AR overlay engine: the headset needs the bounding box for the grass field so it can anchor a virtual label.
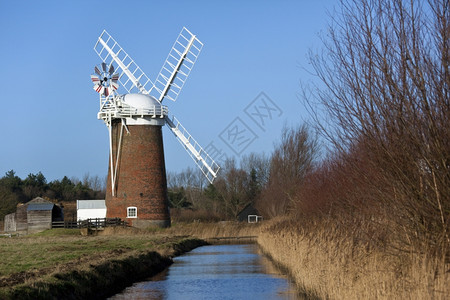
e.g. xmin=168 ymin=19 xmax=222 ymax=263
xmin=0 ymin=228 xmax=172 ymax=277
xmin=0 ymin=223 xmax=259 ymax=284
xmin=0 ymin=227 xmax=209 ymax=299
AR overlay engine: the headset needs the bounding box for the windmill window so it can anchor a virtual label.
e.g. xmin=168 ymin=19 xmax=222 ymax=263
xmin=127 ymin=207 xmax=137 ymax=218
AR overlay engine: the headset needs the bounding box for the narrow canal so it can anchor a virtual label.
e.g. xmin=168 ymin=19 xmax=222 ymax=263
xmin=110 ymin=244 xmax=299 ymax=299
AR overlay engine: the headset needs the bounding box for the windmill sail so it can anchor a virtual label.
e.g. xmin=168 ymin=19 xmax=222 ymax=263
xmin=151 ymin=27 xmax=203 ymax=102
xmin=93 ymin=28 xmax=220 ymax=186
xmin=94 ymin=30 xmax=154 ymax=95
xmin=166 ymin=115 xmax=220 ymax=183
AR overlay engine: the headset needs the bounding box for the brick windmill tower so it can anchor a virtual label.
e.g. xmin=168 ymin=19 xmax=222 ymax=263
xmin=90 ymin=28 xmax=220 ymax=228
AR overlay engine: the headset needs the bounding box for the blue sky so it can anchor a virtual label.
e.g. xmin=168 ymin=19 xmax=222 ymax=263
xmin=0 ymin=0 xmax=335 ymax=182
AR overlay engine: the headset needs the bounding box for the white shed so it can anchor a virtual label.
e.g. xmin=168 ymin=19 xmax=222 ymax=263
xmin=76 ymin=200 xmax=107 ymax=221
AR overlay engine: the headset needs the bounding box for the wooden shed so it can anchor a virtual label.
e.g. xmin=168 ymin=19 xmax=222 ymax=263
xmin=4 ymin=213 xmax=16 ymax=232
xmin=237 ymin=203 xmax=262 ymax=223
xmin=3 ymin=197 xmax=63 ymax=234
xmin=27 ymin=203 xmax=63 ymax=233
xmin=15 ymin=197 xmax=49 ymax=232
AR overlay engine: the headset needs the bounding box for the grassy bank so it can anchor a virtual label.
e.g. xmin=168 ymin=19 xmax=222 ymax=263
xmin=257 ymin=219 xmax=449 ymax=299
xmin=0 ymin=229 xmax=206 ymax=299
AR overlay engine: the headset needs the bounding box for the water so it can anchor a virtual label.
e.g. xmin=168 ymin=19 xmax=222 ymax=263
xmin=110 ymin=244 xmax=299 ymax=300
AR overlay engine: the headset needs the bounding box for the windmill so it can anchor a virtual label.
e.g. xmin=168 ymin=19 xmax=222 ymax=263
xmin=91 ymin=27 xmax=220 ymax=228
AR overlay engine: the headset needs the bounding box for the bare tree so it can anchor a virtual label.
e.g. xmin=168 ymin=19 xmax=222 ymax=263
xmin=240 ymin=152 xmax=271 ymax=187
xmin=302 ymin=0 xmax=449 ymax=247
xmin=211 ymin=158 xmax=249 ymax=219
xmin=167 ymin=166 xmax=209 ymax=210
xmin=82 ymin=173 xmax=105 ymax=192
xmin=257 ymin=124 xmax=318 ymax=217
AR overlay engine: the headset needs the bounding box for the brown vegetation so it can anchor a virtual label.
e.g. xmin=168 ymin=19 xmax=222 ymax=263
xmin=251 ymin=0 xmax=449 ymax=298
xmin=167 ymin=153 xmax=269 ymax=222
xmin=164 ymin=1 xmax=449 ymax=291
xmin=301 ymin=0 xmax=449 ymax=253
xmin=167 ymin=221 xmax=260 ymax=239
xmin=256 ymin=124 xmax=318 ymax=217
xmin=258 ymin=218 xmax=448 ymax=299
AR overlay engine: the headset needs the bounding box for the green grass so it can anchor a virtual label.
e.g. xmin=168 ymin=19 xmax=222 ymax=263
xmin=0 ymin=223 xmax=258 ymax=279
xmin=29 ymin=228 xmax=81 ymax=237
xmin=0 ymin=230 xmax=208 ymax=300
xmin=0 ymin=223 xmax=261 ymax=299
xmin=0 ymin=229 xmax=172 ymax=277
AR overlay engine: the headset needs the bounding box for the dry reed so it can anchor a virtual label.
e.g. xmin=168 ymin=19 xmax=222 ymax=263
xmin=166 ymin=221 xmax=260 ymax=239
xmin=257 ymin=218 xmax=449 ymax=299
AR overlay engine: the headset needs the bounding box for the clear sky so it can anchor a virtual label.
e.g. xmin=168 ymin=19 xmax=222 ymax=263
xmin=0 ymin=0 xmax=336 ymax=182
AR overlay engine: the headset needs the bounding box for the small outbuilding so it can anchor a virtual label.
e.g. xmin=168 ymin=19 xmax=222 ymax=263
xmin=4 ymin=197 xmax=64 ymax=234
xmin=237 ymin=203 xmax=263 ymax=223
xmin=76 ymin=200 xmax=107 ymax=221
xmin=27 ymin=203 xmax=63 ymax=233
xmin=4 ymin=213 xmax=16 ymax=232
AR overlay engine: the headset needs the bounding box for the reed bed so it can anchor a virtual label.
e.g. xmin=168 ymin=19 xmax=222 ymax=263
xmin=257 ymin=219 xmax=449 ymax=299
xmin=167 ymin=221 xmax=260 ymax=239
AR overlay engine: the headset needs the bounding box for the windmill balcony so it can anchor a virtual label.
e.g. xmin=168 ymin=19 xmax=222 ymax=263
xmin=97 ymin=104 xmax=168 ymax=120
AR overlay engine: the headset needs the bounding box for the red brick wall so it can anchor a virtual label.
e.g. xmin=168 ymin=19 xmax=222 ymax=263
xmin=105 ymin=121 xmax=170 ymax=226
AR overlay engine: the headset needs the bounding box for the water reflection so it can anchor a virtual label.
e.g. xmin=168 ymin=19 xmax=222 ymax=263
xmin=111 ymin=244 xmax=298 ymax=300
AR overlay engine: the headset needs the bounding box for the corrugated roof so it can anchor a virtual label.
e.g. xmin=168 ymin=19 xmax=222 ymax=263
xmin=27 ymin=203 xmax=54 ymax=211
xmin=77 ymin=200 xmax=106 ymax=210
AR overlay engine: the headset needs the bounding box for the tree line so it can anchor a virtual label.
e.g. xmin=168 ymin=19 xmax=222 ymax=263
xmin=167 ymin=123 xmax=318 ymax=222
xmin=167 ymin=150 xmax=271 ymax=221
xmin=0 ymin=171 xmax=105 ymax=220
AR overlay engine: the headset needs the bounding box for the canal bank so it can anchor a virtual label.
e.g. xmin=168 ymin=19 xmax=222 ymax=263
xmin=1 ymin=222 xmax=312 ymax=299
xmin=110 ymin=243 xmax=299 ymax=299
xmin=0 ymin=237 xmax=208 ymax=300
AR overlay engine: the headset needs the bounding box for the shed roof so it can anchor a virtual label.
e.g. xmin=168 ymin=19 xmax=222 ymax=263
xmin=27 ymin=203 xmax=54 ymax=211
xmin=237 ymin=203 xmax=260 ymax=222
xmin=28 ymin=197 xmax=48 ymax=204
xmin=77 ymin=200 xmax=106 ymax=210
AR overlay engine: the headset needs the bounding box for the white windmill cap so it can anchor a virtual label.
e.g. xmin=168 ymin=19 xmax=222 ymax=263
xmin=118 ymin=93 xmax=167 ymax=126
xmin=122 ymin=93 xmax=161 ymax=109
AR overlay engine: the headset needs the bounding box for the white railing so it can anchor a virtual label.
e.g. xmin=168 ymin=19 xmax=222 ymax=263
xmin=98 ymin=104 xmax=168 ymax=120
